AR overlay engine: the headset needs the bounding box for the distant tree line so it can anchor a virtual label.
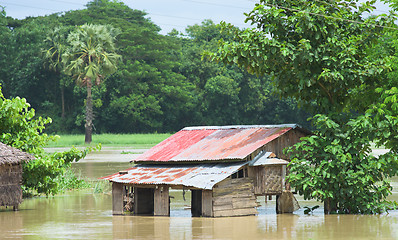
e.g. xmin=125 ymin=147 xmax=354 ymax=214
xmin=0 ymin=0 xmax=309 ymax=134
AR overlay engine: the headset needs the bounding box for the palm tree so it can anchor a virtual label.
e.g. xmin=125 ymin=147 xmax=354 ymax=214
xmin=62 ymin=24 xmax=121 ymax=144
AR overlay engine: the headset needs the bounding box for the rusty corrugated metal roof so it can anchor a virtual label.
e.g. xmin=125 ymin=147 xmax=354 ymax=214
xmin=135 ymin=124 xmax=301 ymax=163
xmin=100 ymin=162 xmax=247 ymax=190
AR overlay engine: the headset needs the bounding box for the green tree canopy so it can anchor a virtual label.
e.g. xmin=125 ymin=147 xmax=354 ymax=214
xmin=183 ymin=20 xmax=309 ymax=127
xmin=210 ymin=0 xmax=395 ymax=114
xmin=0 ymin=6 xmax=11 ymax=88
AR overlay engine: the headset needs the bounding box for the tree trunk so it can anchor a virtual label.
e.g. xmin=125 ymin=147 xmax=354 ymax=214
xmin=324 ymin=197 xmax=337 ymax=214
xmin=61 ymin=85 xmax=65 ymax=119
xmin=85 ymin=78 xmax=93 ymax=144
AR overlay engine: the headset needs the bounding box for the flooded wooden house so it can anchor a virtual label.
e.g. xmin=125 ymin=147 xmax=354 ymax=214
xmin=102 ymin=124 xmax=309 ymax=217
xmin=0 ymin=142 xmax=33 ymax=210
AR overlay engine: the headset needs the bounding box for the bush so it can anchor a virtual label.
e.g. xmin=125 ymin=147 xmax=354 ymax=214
xmin=0 ymin=85 xmax=97 ymax=195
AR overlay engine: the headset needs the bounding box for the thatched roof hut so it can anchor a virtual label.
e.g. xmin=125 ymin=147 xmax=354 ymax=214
xmin=0 ymin=142 xmax=34 ymax=210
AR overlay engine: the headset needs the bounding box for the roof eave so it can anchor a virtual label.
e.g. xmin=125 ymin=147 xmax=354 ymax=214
xmin=132 ymin=158 xmax=246 ymax=164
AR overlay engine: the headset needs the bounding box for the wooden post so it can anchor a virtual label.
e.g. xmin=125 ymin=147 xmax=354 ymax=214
xmin=154 ymin=186 xmax=170 ymax=216
xmin=276 ymin=194 xmax=281 ymax=214
xmin=281 ymin=165 xmax=286 ymax=190
xmin=112 ymin=182 xmax=124 ymax=215
xmin=324 ymin=197 xmax=336 ymax=214
xmin=202 ymin=190 xmax=213 ymax=217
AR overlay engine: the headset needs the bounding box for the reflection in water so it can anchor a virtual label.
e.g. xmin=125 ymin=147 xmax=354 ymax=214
xmin=111 ymin=211 xmax=398 ymax=239
xmin=1 ymin=189 xmax=398 ymax=239
xmin=1 ymin=161 xmax=398 ymax=239
xmin=113 ymin=216 xmax=172 ymax=239
xmin=192 ymin=216 xmax=259 ymax=239
xmin=0 ymin=210 xmax=23 ymax=239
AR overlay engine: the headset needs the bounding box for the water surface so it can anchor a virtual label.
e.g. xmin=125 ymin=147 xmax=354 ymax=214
xmin=2 ymin=189 xmax=398 ymax=239
xmin=1 ymin=151 xmax=398 ymax=239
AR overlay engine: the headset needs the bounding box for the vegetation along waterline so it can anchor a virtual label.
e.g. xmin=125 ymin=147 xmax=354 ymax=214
xmin=0 ymin=84 xmax=101 ymax=197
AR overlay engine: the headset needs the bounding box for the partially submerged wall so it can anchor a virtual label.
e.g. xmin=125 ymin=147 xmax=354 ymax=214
xmin=212 ymin=177 xmax=258 ymax=217
xmin=0 ymin=164 xmax=23 ymax=208
xmin=112 ymin=184 xmax=169 ymax=216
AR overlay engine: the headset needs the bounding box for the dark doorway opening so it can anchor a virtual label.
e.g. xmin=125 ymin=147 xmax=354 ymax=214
xmin=191 ymin=189 xmax=202 ymax=217
xmin=134 ymin=188 xmax=154 ymax=215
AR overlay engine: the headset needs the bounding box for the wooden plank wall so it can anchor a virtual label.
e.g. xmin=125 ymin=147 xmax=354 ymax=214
xmin=244 ymin=129 xmax=307 ymax=166
xmin=112 ymin=182 xmax=124 ymax=215
xmin=248 ymin=166 xmax=261 ymax=195
xmin=262 ymin=129 xmax=307 ymax=160
xmin=243 ymin=129 xmax=306 ymax=194
xmin=202 ymin=190 xmax=213 ymax=217
xmin=154 ymin=186 xmax=170 ymax=216
xmin=212 ymin=177 xmax=258 ymax=217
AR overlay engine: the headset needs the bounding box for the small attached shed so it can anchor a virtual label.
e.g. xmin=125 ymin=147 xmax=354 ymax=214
xmin=102 ymin=124 xmax=309 ymax=217
xmin=0 ymin=142 xmax=33 ymax=210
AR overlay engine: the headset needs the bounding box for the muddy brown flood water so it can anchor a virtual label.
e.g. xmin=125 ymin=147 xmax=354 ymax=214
xmin=1 ymin=149 xmax=398 ymax=239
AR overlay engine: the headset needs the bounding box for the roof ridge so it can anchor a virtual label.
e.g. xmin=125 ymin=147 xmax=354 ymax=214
xmin=182 ymin=124 xmax=300 ymax=131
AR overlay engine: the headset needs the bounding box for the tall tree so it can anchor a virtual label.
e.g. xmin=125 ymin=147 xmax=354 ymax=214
xmin=44 ymin=26 xmax=74 ymax=120
xmin=60 ymin=0 xmax=195 ymax=133
xmin=62 ymin=23 xmax=121 ymax=143
xmin=0 ymin=6 xmax=11 ymax=87
xmin=210 ymin=0 xmax=398 ymax=213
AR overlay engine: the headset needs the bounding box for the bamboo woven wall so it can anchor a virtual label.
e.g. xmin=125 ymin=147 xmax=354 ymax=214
xmin=212 ymin=177 xmax=258 ymax=217
xmin=0 ymin=164 xmax=23 ymax=207
xmin=249 ymin=165 xmax=283 ymax=195
xmin=262 ymin=166 xmax=283 ymax=194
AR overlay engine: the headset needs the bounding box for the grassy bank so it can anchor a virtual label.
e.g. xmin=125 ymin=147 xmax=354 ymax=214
xmin=46 ymin=133 xmax=171 ymax=148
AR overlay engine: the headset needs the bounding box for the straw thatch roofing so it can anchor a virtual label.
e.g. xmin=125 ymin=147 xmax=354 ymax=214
xmin=0 ymin=142 xmax=34 ymax=165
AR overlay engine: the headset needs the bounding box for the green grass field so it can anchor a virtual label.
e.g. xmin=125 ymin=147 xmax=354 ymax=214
xmin=45 ymin=133 xmax=172 ymax=148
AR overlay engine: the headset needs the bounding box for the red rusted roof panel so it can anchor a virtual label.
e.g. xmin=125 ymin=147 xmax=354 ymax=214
xmin=100 ymin=162 xmax=247 ymax=189
xmin=135 ymin=125 xmax=295 ymax=162
xmin=137 ymin=129 xmax=216 ymax=162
